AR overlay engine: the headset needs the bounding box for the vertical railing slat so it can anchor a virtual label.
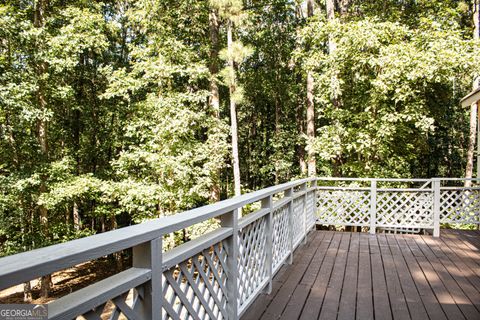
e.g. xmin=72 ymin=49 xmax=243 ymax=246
xmin=285 ymin=187 xmax=294 ymax=264
xmin=433 ymin=178 xmax=441 ymax=237
xmin=369 ymin=180 xmax=377 ymax=235
xmin=312 ymin=179 xmax=318 ymax=229
xmin=301 ymin=182 xmax=308 ymax=244
xmin=221 ymin=209 xmax=239 ymax=319
xmin=263 ymin=195 xmax=273 ymax=294
xmin=132 ymin=237 xmax=162 ymax=319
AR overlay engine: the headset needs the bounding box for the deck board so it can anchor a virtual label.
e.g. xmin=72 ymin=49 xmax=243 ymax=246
xmin=242 ymin=229 xmax=480 ymax=320
xmin=386 ymin=235 xmax=428 ymax=320
xmin=355 ymin=233 xmax=373 ymax=320
xmin=413 ymin=236 xmax=480 ymax=320
xmin=337 ymin=233 xmax=359 ymax=320
xmin=396 ymin=235 xmax=448 ymax=320
xmin=317 ymin=233 xmax=349 ymax=320
xmin=377 ymin=234 xmax=410 ymax=320
xmin=298 ymin=232 xmax=341 ymax=320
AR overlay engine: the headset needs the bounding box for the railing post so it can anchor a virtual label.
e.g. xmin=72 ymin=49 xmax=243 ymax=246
xmin=132 ymin=237 xmax=162 ymax=319
xmin=433 ymin=179 xmax=441 ymax=237
xmin=285 ymin=187 xmax=294 ymax=264
xmin=301 ymin=182 xmax=308 ymax=244
xmin=312 ymin=179 xmax=318 ymax=229
xmin=220 ymin=209 xmax=239 ymax=319
xmin=369 ymin=180 xmax=377 ymax=235
xmin=263 ymin=195 xmax=273 ymax=294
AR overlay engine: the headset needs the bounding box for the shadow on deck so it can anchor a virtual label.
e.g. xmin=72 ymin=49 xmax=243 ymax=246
xmin=242 ymin=230 xmax=480 ymax=320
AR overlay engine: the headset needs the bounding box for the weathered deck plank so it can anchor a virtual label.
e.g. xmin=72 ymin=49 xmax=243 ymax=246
xmin=413 ymin=235 xmax=480 ymax=320
xmin=385 ymin=235 xmax=428 ymax=320
xmin=370 ymin=236 xmax=393 ymax=320
xmin=298 ymin=232 xmax=341 ymax=320
xmin=396 ymin=235 xmax=448 ymax=320
xmin=317 ymin=233 xmax=350 ymax=320
xmin=242 ymin=229 xmax=480 ymax=320
xmin=337 ymin=233 xmax=359 ymax=320
xmin=355 ymin=233 xmax=373 ymax=320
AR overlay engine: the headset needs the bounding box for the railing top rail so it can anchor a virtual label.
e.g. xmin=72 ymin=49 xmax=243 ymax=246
xmin=316 ymin=177 xmax=480 ymax=183
xmin=315 ymin=177 xmax=431 ymax=182
xmin=440 ymin=186 xmax=480 ymax=190
xmin=0 ymin=177 xmax=314 ymax=290
xmin=436 ymin=177 xmax=480 ymax=181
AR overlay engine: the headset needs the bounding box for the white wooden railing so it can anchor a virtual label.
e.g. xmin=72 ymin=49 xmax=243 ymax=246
xmin=315 ymin=177 xmax=480 ymax=237
xmin=0 ymin=177 xmax=478 ymax=320
xmin=0 ymin=178 xmax=317 ymax=320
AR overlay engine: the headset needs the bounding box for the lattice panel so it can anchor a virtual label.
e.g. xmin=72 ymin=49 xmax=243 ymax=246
xmin=80 ymin=287 xmax=144 ymax=320
xmin=237 ymin=215 xmax=268 ymax=308
xmin=162 ymin=242 xmax=228 ymax=320
xmin=293 ymin=197 xmax=305 ymax=245
xmin=272 ymin=203 xmax=290 ymax=269
xmin=376 ymin=192 xmax=433 ymax=227
xmin=316 ymin=190 xmax=370 ymax=226
xmin=440 ymin=190 xmax=480 ymax=224
xmin=306 ymin=191 xmax=316 ymax=228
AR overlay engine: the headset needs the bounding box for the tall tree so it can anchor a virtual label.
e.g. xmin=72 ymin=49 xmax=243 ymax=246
xmin=466 ymin=0 xmax=480 ymax=186
xmin=306 ymin=0 xmax=316 ymax=176
xmin=33 ymin=0 xmax=52 ymax=298
xmin=209 ymin=7 xmax=222 ymax=201
xmin=301 ymin=2 xmax=479 ymax=178
xmin=325 ymin=0 xmax=342 ymax=176
xmin=0 ymin=0 xmax=479 ymax=284
xmin=227 ymin=19 xmax=242 ymax=197
xmin=212 ymin=0 xmax=252 ymax=200
xmin=295 ymin=2 xmax=307 ymax=176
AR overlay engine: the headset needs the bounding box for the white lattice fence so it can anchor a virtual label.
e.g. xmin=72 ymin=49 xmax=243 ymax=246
xmin=293 ymin=197 xmax=305 ymax=247
xmin=162 ymin=241 xmax=228 ymax=320
xmin=237 ymin=216 xmax=268 ymax=310
xmin=440 ymin=189 xmax=480 ymax=224
xmin=272 ymin=203 xmax=290 ymax=270
xmin=0 ymin=177 xmax=319 ymax=320
xmin=316 ymin=189 xmax=370 ymax=226
xmin=376 ymin=191 xmax=433 ymax=228
xmin=315 ymin=178 xmax=480 ymax=236
xmin=76 ymin=280 xmax=150 ymax=320
xmin=306 ymin=190 xmax=316 ymax=229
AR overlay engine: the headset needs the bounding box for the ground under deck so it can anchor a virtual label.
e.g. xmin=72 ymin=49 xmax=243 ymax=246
xmin=242 ymin=230 xmax=480 ymax=320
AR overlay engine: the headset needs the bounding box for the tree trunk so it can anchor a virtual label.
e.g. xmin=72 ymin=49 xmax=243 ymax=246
xmin=110 ymin=215 xmax=123 ymax=271
xmin=466 ymin=105 xmax=477 ymax=187
xmin=22 ymin=210 xmax=32 ymax=302
xmin=326 ymin=0 xmax=337 ymax=52
xmin=209 ymin=10 xmax=220 ymax=117
xmin=274 ymin=79 xmax=281 ymax=184
xmin=227 ymin=20 xmax=242 ymax=201
xmin=295 ymin=3 xmax=307 ymax=175
xmin=209 ymin=8 xmax=221 ymax=202
xmin=40 ymin=274 xmax=52 ymax=298
xmin=23 ymin=281 xmax=32 ymax=302
xmin=73 ymin=104 xmax=81 ymax=229
xmin=73 ymin=201 xmax=81 ymax=231
xmin=306 ymin=0 xmax=316 ymax=177
xmin=338 ymin=0 xmax=352 ymax=16
xmin=475 ymin=0 xmax=480 ymax=183
xmin=34 ymin=0 xmax=52 ymax=298
xmin=297 ymin=107 xmax=307 ymax=175
xmin=466 ymin=0 xmax=480 ymax=187
xmin=326 ymin=0 xmax=344 ymax=176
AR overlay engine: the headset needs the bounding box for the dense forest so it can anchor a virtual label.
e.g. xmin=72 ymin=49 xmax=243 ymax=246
xmin=0 ymin=0 xmax=479 ymax=296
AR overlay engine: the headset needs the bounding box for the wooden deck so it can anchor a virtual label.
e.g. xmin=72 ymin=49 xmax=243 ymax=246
xmin=242 ymin=229 xmax=480 ymax=320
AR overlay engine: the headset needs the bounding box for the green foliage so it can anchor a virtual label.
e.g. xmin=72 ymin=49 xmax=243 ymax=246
xmin=0 ymin=0 xmax=478 ymax=256
xmin=298 ymin=15 xmax=480 ymax=177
